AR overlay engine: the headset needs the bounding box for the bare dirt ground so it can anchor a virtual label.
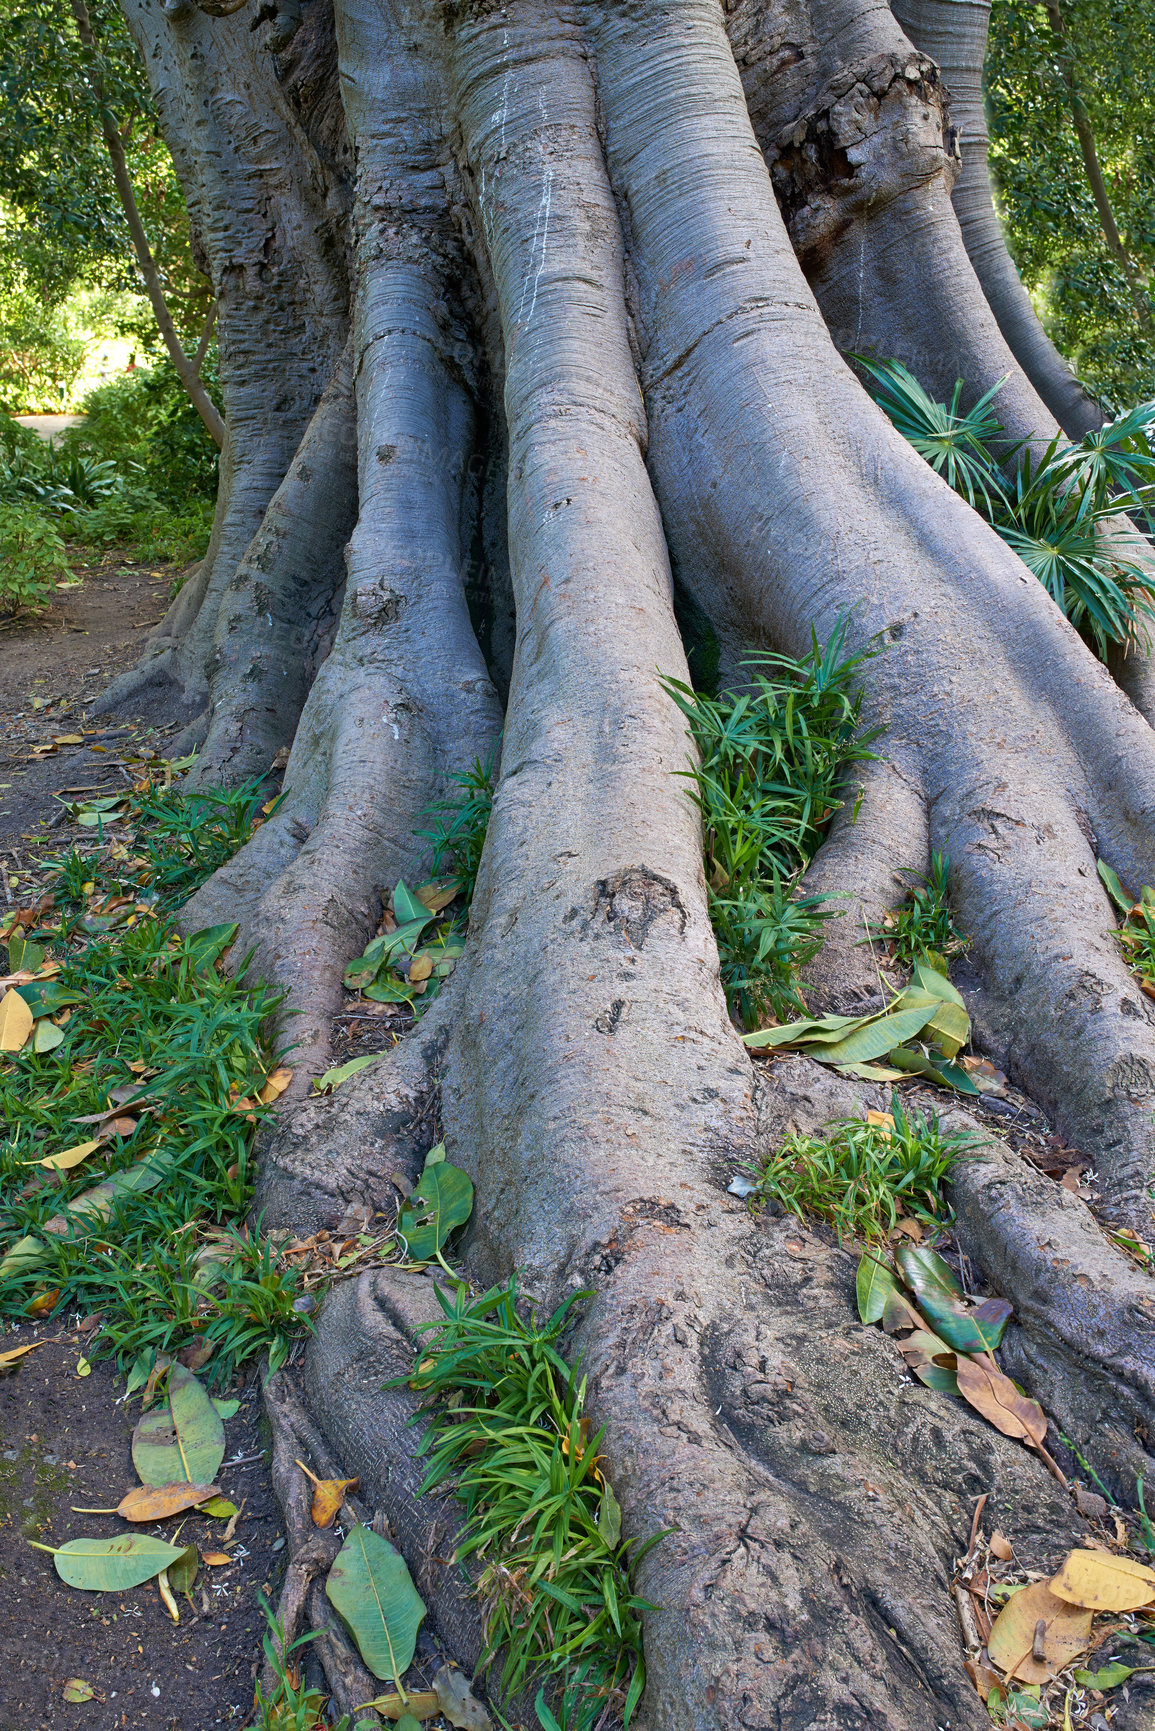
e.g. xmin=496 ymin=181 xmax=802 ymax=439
xmin=0 ymin=552 xmax=285 ymax=1731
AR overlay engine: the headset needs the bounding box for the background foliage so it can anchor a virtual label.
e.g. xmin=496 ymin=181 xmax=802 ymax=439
xmin=987 ymin=0 xmax=1155 ymax=409
xmin=0 ymin=0 xmax=211 ymax=410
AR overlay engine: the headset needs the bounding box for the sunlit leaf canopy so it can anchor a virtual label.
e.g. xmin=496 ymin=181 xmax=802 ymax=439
xmin=988 ymin=0 xmax=1155 ymax=406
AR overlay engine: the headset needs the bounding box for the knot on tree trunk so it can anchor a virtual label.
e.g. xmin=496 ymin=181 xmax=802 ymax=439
xmin=585 ymin=865 xmax=688 ymax=948
xmin=764 ymin=53 xmax=956 ymax=262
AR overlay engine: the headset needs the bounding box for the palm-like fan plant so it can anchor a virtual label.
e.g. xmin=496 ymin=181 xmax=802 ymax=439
xmin=855 ymin=354 xmax=1155 ymax=662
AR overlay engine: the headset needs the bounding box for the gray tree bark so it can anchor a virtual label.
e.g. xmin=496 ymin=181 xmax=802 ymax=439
xmin=890 ymin=0 xmax=1104 ymax=438
xmin=107 ymin=0 xmax=1155 ymax=1723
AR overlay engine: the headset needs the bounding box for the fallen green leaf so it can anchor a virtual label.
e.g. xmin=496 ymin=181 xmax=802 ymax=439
xmin=314 ymin=1053 xmax=380 ymax=1092
xmin=168 ymin=1542 xmax=199 ymax=1597
xmin=392 ymin=881 xmax=429 ymax=926
xmin=1073 ymin=1662 xmax=1143 ymax=1688
xmin=198 ymin=1496 xmax=237 ymax=1519
xmin=132 ymin=1362 xmax=226 ymax=1487
xmin=397 ymin=1162 xmax=474 ymax=1260
xmin=325 ymin=1523 xmax=426 ymax=1686
xmin=895 ymin=1242 xmax=963 ymax=1303
xmin=1098 ymin=858 xmax=1134 ymax=915
xmin=856 ymin=1251 xmax=899 ymax=1324
xmin=0 ymin=1234 xmax=48 ymax=1278
xmin=32 ymin=1532 xmax=184 ymax=1592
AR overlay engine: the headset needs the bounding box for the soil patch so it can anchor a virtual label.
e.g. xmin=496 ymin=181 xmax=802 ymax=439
xmin=0 ymin=1322 xmax=282 ymax=1731
xmin=0 ymin=551 xmax=181 ymax=857
xmin=0 ymin=551 xmax=285 ymax=1731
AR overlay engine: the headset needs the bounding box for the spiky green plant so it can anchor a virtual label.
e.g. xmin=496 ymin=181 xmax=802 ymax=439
xmin=856 ymin=356 xmax=1155 ymax=661
xmin=403 ymin=1278 xmax=661 ymax=1730
xmin=663 ymin=620 xmax=877 ymax=1024
xmin=746 ymin=1094 xmax=971 ymax=1242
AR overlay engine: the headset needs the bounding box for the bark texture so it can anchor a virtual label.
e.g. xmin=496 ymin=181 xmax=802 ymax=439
xmin=110 ymin=0 xmax=1155 ymax=1722
xmin=891 ymin=0 xmax=1104 ymax=438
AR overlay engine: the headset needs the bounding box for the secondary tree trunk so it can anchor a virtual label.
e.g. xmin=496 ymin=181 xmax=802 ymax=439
xmin=109 ymin=0 xmax=1155 ymax=1723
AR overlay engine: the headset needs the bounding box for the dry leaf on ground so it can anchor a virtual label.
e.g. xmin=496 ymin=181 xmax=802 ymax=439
xmin=955 ymin=1354 xmax=1047 ymax=1446
xmin=1049 ymin=1548 xmax=1155 ymax=1611
xmin=62 ymin=1680 xmax=95 ymax=1703
xmin=296 ymin=1458 xmax=360 ymax=1528
xmin=990 ymin=1530 xmax=1014 ymax=1561
xmin=201 ymin=1551 xmax=232 ymax=1566
xmin=0 ymin=1341 xmax=45 ymax=1368
xmin=258 ymin=1067 xmax=294 ymax=1104
xmin=986 ymin=1580 xmax=1093 ymax=1683
xmin=24 ymin=1138 xmax=102 ymax=1172
xmin=0 ymin=988 xmax=33 ymax=1051
xmin=116 ymin=1483 xmax=220 ymax=1522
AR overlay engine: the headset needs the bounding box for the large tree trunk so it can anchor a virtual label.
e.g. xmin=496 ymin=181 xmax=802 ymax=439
xmin=111 ymin=0 xmax=1155 ymax=1723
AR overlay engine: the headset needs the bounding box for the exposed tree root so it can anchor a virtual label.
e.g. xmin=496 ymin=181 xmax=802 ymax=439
xmin=891 ymin=0 xmax=1104 ymax=441
xmin=106 ymin=0 xmax=1155 ymax=1720
xmin=255 ymin=984 xmax=453 ymax=1225
xmin=185 ymin=342 xmax=358 ymax=779
xmin=94 ymin=0 xmax=349 ymax=725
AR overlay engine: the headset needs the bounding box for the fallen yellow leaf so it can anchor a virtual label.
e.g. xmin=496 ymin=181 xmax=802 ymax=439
xmin=1049 ymin=1548 xmax=1155 ymax=1611
xmin=357 ymin=1690 xmax=440 ymax=1719
xmin=0 ymin=1341 xmax=45 ymax=1367
xmin=986 ymin=1579 xmax=1092 ymax=1683
xmin=25 ymin=1138 xmax=101 ymax=1172
xmin=409 ymin=952 xmax=433 ymax=983
xmin=295 ymin=1458 xmax=360 ymax=1528
xmin=257 ymin=1067 xmax=293 ymax=1105
xmin=201 ymin=1551 xmax=232 ymax=1566
xmin=865 ymin=1109 xmax=895 ymax=1134
xmin=0 ymin=988 xmax=33 ymax=1052
xmin=76 ymin=1356 xmax=91 ymax=1377
xmin=54 ymin=734 xmax=84 ymax=745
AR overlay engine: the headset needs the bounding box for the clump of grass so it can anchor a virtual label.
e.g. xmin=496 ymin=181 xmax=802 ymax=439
xmin=417 ymin=755 xmax=496 ymax=904
xmin=746 ymin=1095 xmax=968 ymax=1241
xmin=877 ymin=851 xmax=967 ymax=971
xmin=252 ymin=1597 xmax=372 ymax=1730
xmin=664 ymin=621 xmax=878 ymax=1024
xmin=0 ymin=778 xmax=306 ymax=1380
xmin=1097 ymin=860 xmax=1155 ymax=995
xmin=403 ymin=1278 xmax=660 ymax=1731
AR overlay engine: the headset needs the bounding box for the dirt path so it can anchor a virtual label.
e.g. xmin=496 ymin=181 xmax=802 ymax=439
xmin=0 ymin=553 xmax=285 ymax=1731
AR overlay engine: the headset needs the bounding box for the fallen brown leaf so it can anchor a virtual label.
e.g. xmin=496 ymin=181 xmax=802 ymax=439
xmin=0 ymin=1341 xmax=45 ymax=1368
xmin=986 ymin=1580 xmax=1092 ymax=1683
xmin=201 ymin=1550 xmax=232 ymax=1566
xmin=295 ymin=1458 xmax=360 ymax=1528
xmin=257 ymin=1066 xmax=294 ymax=1105
xmin=117 ymin=1482 xmax=220 ymax=1522
xmin=964 ymin=1657 xmax=1004 ymax=1701
xmin=989 ymin=1530 xmax=1014 ymax=1561
xmin=955 ymin=1354 xmax=1047 ymax=1448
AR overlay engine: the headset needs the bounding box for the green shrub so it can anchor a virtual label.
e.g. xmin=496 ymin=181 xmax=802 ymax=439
xmin=417 ymin=755 xmax=496 ymax=903
xmin=68 ymin=353 xmax=220 ymax=505
xmin=0 ymin=500 xmax=70 ymax=609
xmin=746 ymin=1095 xmax=969 ymax=1242
xmin=877 ymin=851 xmax=967 ymax=972
xmin=664 ymin=623 xmax=878 ymax=1024
xmin=406 ymin=1278 xmax=657 ymax=1729
xmin=857 ymin=356 xmax=1155 ymax=661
